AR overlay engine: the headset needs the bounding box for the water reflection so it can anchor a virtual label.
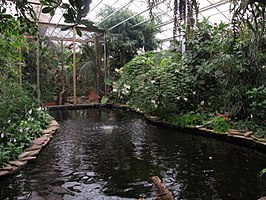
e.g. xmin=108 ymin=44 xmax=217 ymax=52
xmin=0 ymin=108 xmax=266 ymax=200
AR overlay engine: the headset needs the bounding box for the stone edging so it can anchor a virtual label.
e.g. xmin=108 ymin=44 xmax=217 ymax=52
xmin=0 ymin=119 xmax=60 ymax=178
xmin=144 ymin=115 xmax=266 ymax=153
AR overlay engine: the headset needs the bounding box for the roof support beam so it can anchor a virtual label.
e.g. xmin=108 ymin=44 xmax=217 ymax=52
xmin=38 ymin=21 xmax=103 ymax=32
xmin=95 ymin=0 xmax=131 ymax=26
xmin=24 ymin=35 xmax=90 ymax=43
xmin=108 ymin=0 xmax=166 ymax=31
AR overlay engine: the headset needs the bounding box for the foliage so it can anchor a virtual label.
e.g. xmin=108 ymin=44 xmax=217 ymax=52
xmin=246 ymin=85 xmax=266 ymax=120
xmin=76 ymin=44 xmax=105 ymax=96
xmin=0 ymin=106 xmax=51 ymax=167
xmin=259 ymin=167 xmax=266 ymax=178
xmin=101 ymin=96 xmax=109 ymax=104
xmin=0 ymin=0 xmax=38 ymax=36
xmin=166 ymin=112 xmax=206 ymax=127
xmin=113 ymin=18 xmax=266 ymax=137
xmin=41 ymin=0 xmax=103 ymax=35
xmin=209 ymin=116 xmax=231 ymax=133
xmin=0 ymin=6 xmax=52 ymax=168
xmin=230 ymin=0 xmax=266 ymax=38
xmin=98 ymin=6 xmax=158 ymax=69
xmin=113 ymin=50 xmax=186 ymax=114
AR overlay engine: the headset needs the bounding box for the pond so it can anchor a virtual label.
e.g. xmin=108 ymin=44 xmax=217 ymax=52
xmin=0 ymin=108 xmax=266 ymax=199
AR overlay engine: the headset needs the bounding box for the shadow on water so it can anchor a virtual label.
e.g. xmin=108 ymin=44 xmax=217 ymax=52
xmin=0 ymin=108 xmax=266 ymax=200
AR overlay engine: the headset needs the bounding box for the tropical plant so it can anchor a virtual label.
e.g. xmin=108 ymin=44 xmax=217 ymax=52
xmin=98 ymin=5 xmax=158 ymax=69
xmin=113 ymin=50 xmax=188 ymax=114
xmin=230 ymin=0 xmax=266 ymax=38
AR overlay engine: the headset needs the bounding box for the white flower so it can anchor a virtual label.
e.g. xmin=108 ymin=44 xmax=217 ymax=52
xmin=112 ymin=88 xmax=118 ymax=92
xmin=193 ymin=91 xmax=196 ymax=95
xmin=37 ymin=107 xmax=42 ymax=111
xmin=115 ymin=68 xmax=119 ymax=72
xmin=8 ymin=120 xmax=11 ymax=123
xmin=184 ymin=97 xmax=188 ymax=102
xmin=176 ymin=96 xmax=180 ymax=100
xmin=19 ymin=128 xmax=23 ymax=133
xmin=123 ymin=84 xmax=131 ymax=89
xmin=200 ymin=101 xmax=205 ymax=105
xmin=151 ymin=80 xmax=156 ymax=84
xmin=28 ymin=109 xmax=32 ymax=114
xmin=250 ymin=114 xmax=253 ymax=118
xmin=13 ymin=138 xmax=16 ymax=142
xmin=1 ymin=133 xmax=4 ymax=138
xmin=121 ymin=89 xmax=129 ymax=95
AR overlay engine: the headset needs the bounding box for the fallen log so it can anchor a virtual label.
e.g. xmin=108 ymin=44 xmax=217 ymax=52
xmin=151 ymin=176 xmax=174 ymax=200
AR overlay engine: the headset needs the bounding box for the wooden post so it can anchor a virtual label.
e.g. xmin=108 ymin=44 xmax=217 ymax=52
xmin=18 ymin=47 xmax=22 ymax=86
xmin=36 ymin=38 xmax=40 ymax=101
xmin=73 ymin=28 xmax=77 ymax=105
xmin=151 ymin=176 xmax=174 ymax=200
xmin=94 ymin=34 xmax=100 ymax=94
xmin=59 ymin=40 xmax=66 ymax=105
xmin=104 ymin=31 xmax=108 ymax=96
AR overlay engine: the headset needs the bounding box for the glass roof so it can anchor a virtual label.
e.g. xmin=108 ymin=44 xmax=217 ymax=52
xmin=30 ymin=0 xmax=230 ymax=46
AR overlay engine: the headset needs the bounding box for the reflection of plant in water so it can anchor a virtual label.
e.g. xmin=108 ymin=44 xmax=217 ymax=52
xmin=259 ymin=168 xmax=266 ymax=178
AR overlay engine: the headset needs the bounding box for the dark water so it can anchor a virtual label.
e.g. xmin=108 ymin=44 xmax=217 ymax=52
xmin=1 ymin=108 xmax=266 ymax=200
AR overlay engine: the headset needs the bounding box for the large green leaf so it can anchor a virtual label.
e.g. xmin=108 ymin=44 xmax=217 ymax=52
xmin=42 ymin=7 xmax=53 ymax=13
xmin=61 ymin=25 xmax=73 ymax=31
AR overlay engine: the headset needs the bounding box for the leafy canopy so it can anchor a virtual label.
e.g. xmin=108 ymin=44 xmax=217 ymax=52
xmin=98 ymin=5 xmax=158 ymax=69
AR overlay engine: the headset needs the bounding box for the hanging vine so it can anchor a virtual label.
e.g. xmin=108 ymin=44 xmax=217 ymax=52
xmin=230 ymin=0 xmax=266 ymax=39
xmin=172 ymin=0 xmax=198 ymax=45
xmin=173 ymin=0 xmax=178 ymax=48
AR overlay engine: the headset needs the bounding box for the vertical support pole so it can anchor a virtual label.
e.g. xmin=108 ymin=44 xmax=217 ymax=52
xmin=94 ymin=34 xmax=100 ymax=94
xmin=73 ymin=28 xmax=77 ymax=105
xmin=104 ymin=31 xmax=108 ymax=96
xmin=61 ymin=40 xmax=64 ymax=71
xmin=36 ymin=37 xmax=40 ymax=101
xmin=18 ymin=47 xmax=22 ymax=86
xmin=59 ymin=40 xmax=65 ymax=105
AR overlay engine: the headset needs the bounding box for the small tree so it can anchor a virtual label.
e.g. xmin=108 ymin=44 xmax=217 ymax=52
xmin=98 ymin=6 xmax=158 ymax=69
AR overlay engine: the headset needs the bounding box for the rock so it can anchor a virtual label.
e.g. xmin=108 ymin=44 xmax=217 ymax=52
xmin=88 ymin=90 xmax=100 ymax=103
xmin=9 ymin=160 xmax=27 ymax=167
xmin=33 ymin=138 xmax=47 ymax=145
xmin=244 ymin=131 xmax=253 ymax=137
xmin=42 ymin=126 xmax=58 ymax=134
xmin=198 ymin=127 xmax=207 ymax=131
xmin=0 ymin=170 xmax=9 ymax=176
xmin=0 ymin=165 xmax=13 ymax=171
xmin=27 ymin=149 xmax=41 ymax=156
xmin=10 ymin=166 xmax=20 ymax=174
xmin=229 ymin=131 xmax=243 ymax=136
xmin=228 ymin=129 xmax=239 ymax=132
xmin=18 ymin=151 xmax=31 ymax=159
xmin=20 ymin=156 xmax=37 ymax=161
xmin=25 ymin=144 xmax=42 ymax=151
xmin=42 ymin=138 xmax=51 ymax=147
xmin=50 ymin=120 xmax=60 ymax=127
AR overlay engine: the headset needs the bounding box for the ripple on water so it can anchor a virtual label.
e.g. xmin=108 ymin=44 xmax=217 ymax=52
xmin=1 ymin=108 xmax=266 ymax=200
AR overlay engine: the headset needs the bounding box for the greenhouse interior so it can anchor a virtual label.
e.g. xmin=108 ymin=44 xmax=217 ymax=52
xmin=0 ymin=0 xmax=266 ymax=199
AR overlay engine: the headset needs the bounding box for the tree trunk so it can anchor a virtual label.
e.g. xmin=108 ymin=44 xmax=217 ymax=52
xmin=151 ymin=176 xmax=174 ymax=200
